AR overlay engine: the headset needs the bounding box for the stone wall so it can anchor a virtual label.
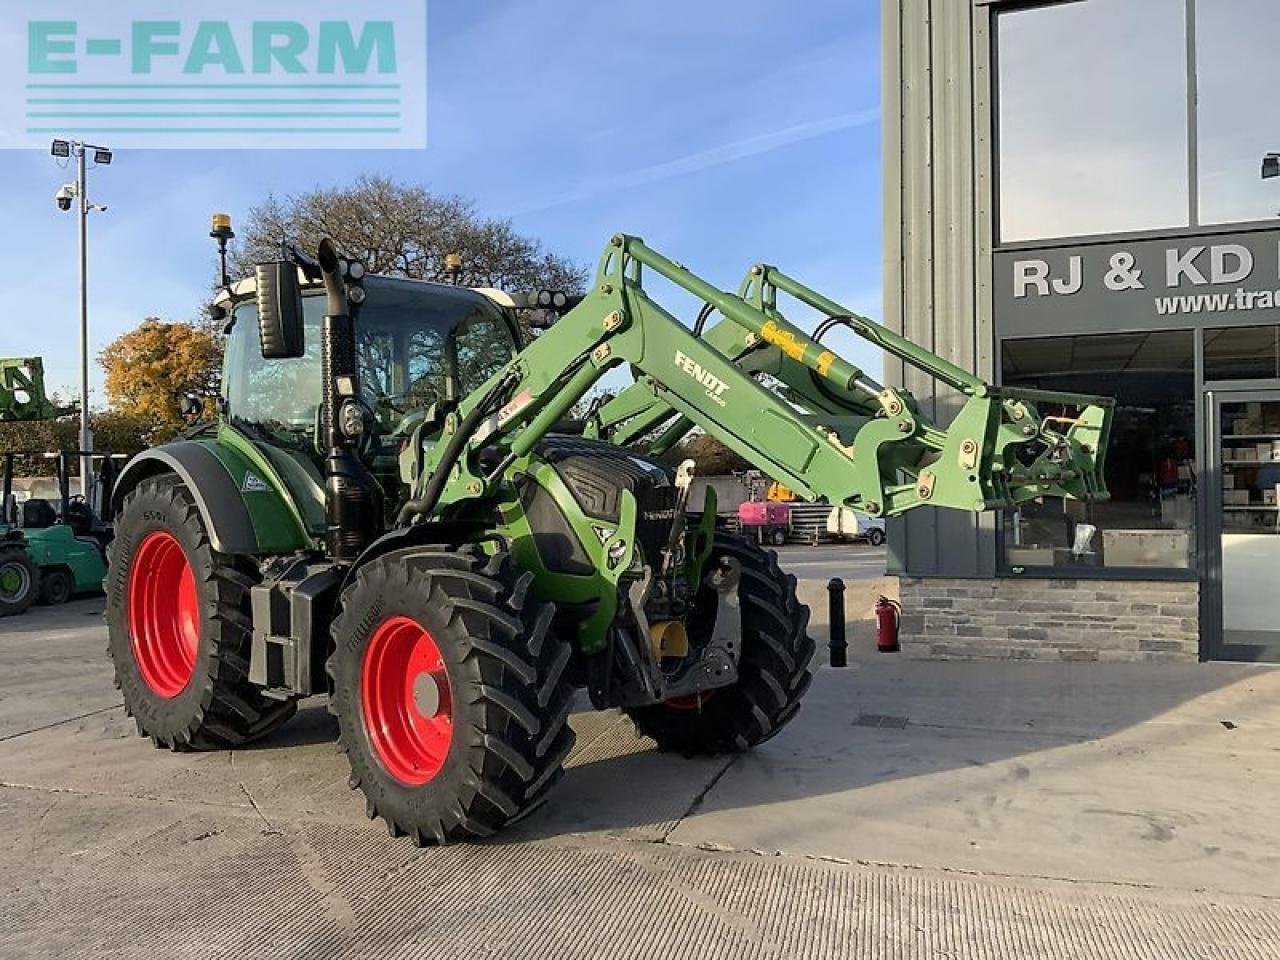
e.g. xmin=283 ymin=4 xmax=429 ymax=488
xmin=898 ymin=577 xmax=1200 ymax=663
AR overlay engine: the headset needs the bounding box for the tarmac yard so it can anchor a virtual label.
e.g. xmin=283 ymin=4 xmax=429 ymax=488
xmin=4 ymin=584 xmax=1280 ymax=959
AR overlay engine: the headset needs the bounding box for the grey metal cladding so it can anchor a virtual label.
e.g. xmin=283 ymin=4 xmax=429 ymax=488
xmin=883 ymin=0 xmax=997 ymax=577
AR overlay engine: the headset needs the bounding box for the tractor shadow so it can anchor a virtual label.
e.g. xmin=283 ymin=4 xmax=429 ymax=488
xmin=488 ymin=654 xmax=1273 ymax=846
xmin=232 ymin=622 xmax=1275 ymax=852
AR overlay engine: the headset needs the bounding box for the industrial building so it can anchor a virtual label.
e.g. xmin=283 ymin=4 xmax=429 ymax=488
xmin=883 ymin=0 xmax=1280 ymax=662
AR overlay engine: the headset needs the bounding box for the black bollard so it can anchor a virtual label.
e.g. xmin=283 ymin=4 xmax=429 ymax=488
xmin=827 ymin=577 xmax=847 ymax=668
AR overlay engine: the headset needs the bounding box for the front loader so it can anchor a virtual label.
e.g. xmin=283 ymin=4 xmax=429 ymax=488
xmin=105 ymin=230 xmax=1112 ymax=844
xmin=587 ymin=264 xmax=1112 ymax=513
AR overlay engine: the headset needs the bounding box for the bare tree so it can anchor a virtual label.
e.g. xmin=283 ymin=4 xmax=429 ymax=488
xmin=232 ymin=175 xmax=587 ymax=295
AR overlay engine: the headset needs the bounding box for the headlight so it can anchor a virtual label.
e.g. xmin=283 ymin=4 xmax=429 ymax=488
xmin=340 ymin=401 xmax=365 ymax=439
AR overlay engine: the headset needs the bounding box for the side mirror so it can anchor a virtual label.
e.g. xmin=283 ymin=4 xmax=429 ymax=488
xmin=254 ymin=261 xmax=305 ymax=359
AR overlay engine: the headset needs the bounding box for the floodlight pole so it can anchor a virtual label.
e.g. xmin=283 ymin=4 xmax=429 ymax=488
xmin=76 ymin=144 xmax=91 ymax=501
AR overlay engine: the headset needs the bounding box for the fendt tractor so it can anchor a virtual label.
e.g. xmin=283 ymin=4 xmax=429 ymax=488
xmin=106 ymin=230 xmax=1113 ymax=844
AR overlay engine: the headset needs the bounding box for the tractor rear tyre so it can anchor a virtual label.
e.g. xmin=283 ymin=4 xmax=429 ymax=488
xmin=327 ymin=545 xmax=576 ymax=845
xmin=626 ymin=532 xmax=814 ymax=754
xmin=0 ymin=544 xmax=37 ymax=617
xmin=105 ymin=476 xmax=297 ymax=750
xmin=39 ymin=567 xmax=73 ymax=606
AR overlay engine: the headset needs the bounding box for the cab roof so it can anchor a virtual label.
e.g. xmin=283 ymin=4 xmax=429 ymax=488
xmin=212 ymin=272 xmax=516 ymax=312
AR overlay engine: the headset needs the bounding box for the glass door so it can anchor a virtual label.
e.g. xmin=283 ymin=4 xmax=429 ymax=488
xmin=1205 ymin=392 xmax=1280 ymax=661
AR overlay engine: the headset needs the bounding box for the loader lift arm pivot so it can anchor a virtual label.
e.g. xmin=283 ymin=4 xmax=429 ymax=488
xmin=407 ymin=234 xmax=1112 ymax=524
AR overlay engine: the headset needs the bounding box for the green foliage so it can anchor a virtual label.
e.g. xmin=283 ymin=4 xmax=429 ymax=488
xmin=0 ymin=411 xmax=153 ymax=476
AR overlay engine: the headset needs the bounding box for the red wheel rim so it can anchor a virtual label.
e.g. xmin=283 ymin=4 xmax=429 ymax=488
xmin=127 ymin=531 xmax=200 ymax=698
xmin=361 ymin=616 xmax=453 ymax=785
xmin=665 ymin=691 xmax=716 ymax=711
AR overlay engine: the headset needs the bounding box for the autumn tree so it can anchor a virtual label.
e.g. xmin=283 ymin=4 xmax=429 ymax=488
xmin=232 ymin=175 xmax=586 ymax=295
xmin=99 ymin=319 xmax=221 ymax=440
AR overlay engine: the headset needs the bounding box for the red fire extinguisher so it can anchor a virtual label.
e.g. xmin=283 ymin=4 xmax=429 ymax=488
xmin=875 ymin=596 xmax=900 ymax=653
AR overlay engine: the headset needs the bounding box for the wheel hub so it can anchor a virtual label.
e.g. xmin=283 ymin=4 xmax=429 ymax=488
xmin=0 ymin=562 xmax=27 ymax=597
xmin=127 ymin=531 xmax=199 ymax=698
xmin=361 ymin=616 xmax=453 ymax=786
xmin=411 ymin=671 xmax=443 ymax=718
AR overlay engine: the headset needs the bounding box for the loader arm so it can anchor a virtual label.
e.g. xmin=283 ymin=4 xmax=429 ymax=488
xmin=408 ymin=235 xmax=1110 ymax=522
xmin=586 ymin=263 xmax=1113 ymax=507
xmin=0 ymin=358 xmax=69 ymax=422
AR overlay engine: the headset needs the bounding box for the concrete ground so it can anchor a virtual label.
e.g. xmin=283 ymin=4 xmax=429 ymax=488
xmin=3 ymin=553 xmax=1280 ymax=958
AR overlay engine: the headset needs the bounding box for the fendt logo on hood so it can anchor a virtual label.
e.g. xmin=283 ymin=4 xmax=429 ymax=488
xmin=674 ymin=350 xmax=729 ymax=407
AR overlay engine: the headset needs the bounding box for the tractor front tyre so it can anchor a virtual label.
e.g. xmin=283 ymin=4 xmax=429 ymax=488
xmin=327 ymin=545 xmax=576 ymax=845
xmin=105 ymin=476 xmax=297 ymax=750
xmin=626 ymin=532 xmax=815 ymax=754
xmin=0 ymin=545 xmax=38 ymax=617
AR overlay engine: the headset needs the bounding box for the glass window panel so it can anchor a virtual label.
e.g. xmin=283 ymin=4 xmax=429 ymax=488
xmin=996 ymin=0 xmax=1189 ymax=242
xmin=1203 ymin=324 xmax=1280 ymax=381
xmin=1001 ymin=330 xmax=1197 ymax=572
xmin=1217 ymin=398 xmax=1280 ymax=654
xmin=225 ymin=297 xmax=326 ymax=455
xmin=1197 ymin=0 xmax=1280 ymax=225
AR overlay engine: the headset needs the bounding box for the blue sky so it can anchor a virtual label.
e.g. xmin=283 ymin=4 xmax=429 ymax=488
xmin=0 ymin=0 xmax=881 ymax=404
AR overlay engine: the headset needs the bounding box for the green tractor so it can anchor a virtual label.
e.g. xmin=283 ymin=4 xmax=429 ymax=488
xmin=106 ymin=233 xmax=1112 ymax=844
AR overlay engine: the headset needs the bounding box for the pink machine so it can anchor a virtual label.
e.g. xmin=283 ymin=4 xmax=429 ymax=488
xmin=737 ymin=501 xmax=791 ymax=546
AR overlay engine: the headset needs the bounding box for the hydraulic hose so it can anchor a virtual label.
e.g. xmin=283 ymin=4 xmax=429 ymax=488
xmin=396 ymin=371 xmax=516 ymax=525
xmin=808 ymin=314 xmax=884 ymax=412
xmin=692 ymin=302 xmax=715 ymax=337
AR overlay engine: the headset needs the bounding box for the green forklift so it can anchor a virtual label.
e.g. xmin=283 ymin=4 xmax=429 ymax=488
xmin=105 ymin=229 xmax=1112 ymax=843
xmin=0 ymin=450 xmax=121 ymax=610
xmin=0 ymin=358 xmax=94 ymax=617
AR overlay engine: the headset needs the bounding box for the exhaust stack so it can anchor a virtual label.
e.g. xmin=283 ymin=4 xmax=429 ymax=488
xmin=318 ymin=238 xmax=382 ymax=562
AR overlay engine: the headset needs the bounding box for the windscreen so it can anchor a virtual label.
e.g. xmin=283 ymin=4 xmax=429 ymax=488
xmin=223 ymin=277 xmax=520 ymax=454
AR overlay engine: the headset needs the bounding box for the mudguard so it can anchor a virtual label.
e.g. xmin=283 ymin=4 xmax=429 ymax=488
xmin=111 ymin=439 xmax=312 ymax=556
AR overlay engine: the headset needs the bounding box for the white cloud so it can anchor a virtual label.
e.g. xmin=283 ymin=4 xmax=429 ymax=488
xmin=508 ymin=108 xmax=878 ymax=216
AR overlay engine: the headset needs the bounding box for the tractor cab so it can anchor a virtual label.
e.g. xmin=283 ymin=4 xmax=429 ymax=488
xmin=220 ymin=275 xmax=523 ymax=456
xmin=217 ymin=273 xmax=524 ymax=532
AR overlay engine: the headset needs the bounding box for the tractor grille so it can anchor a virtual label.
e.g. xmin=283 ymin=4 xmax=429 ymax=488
xmin=534 ymin=435 xmax=676 ymax=568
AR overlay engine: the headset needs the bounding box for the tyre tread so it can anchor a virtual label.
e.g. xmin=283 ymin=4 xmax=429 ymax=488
xmin=106 ymin=476 xmax=297 ymax=751
xmin=327 ymin=543 xmax=576 ymax=845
